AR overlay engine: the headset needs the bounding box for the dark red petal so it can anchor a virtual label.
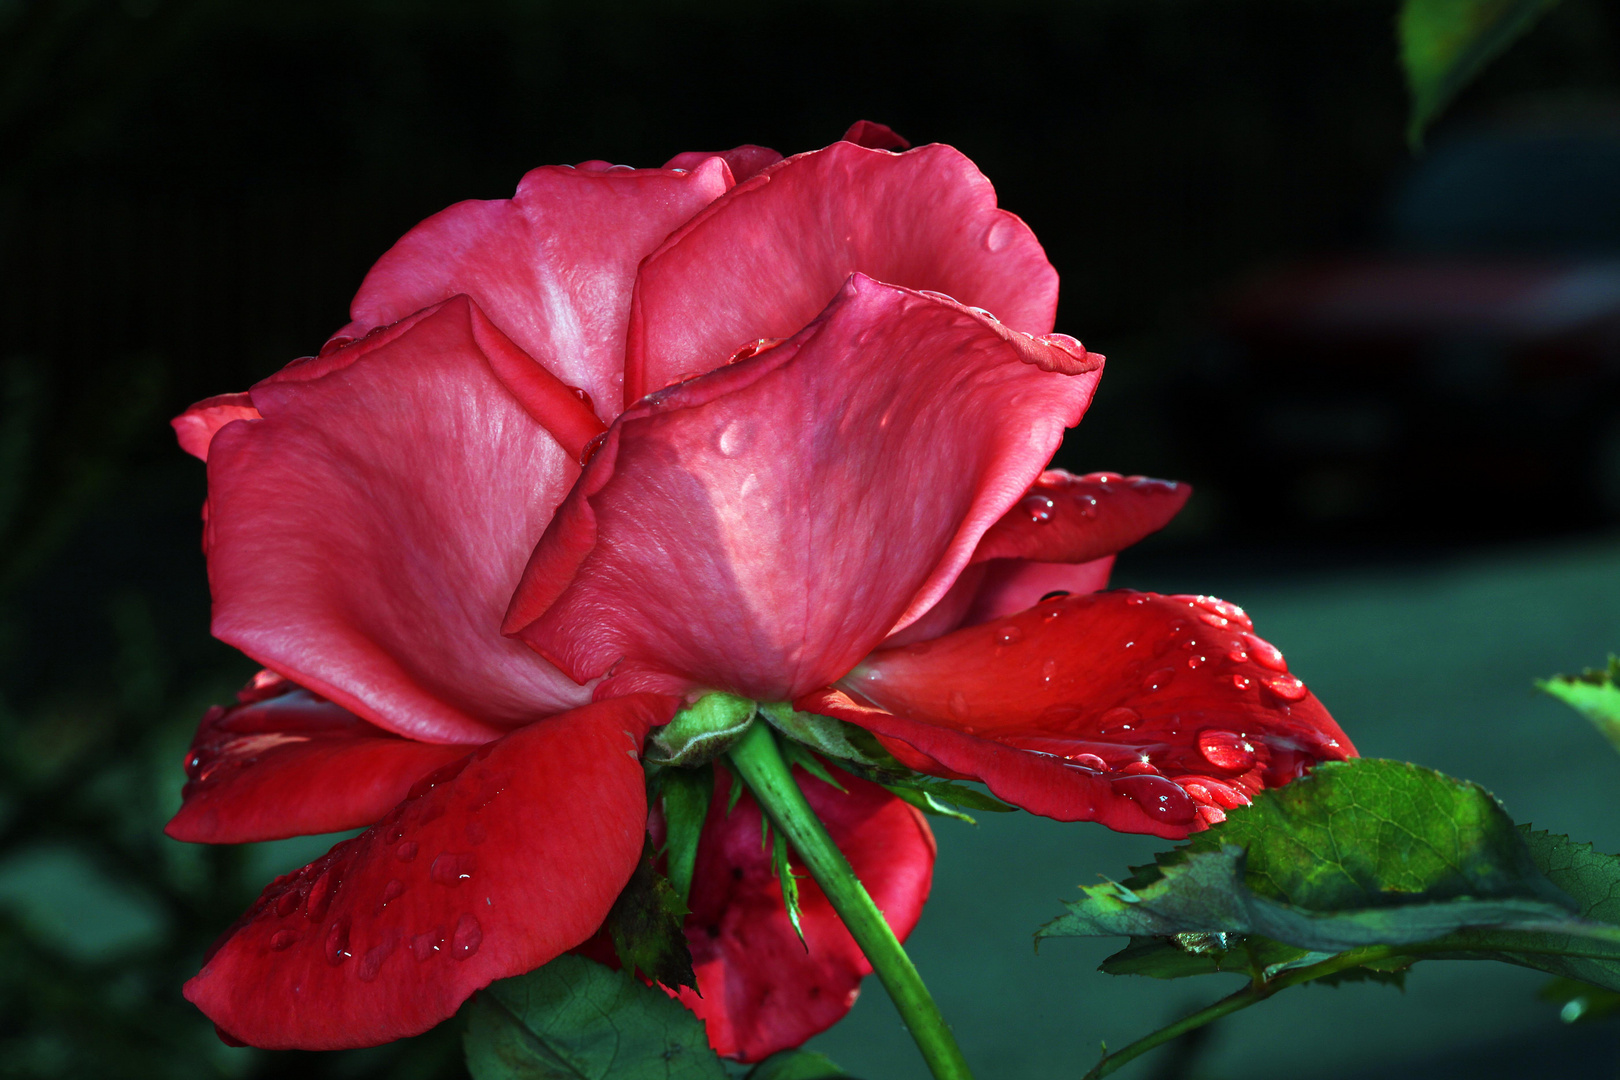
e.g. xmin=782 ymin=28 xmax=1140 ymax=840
xmin=624 ymin=140 xmax=1060 ymax=406
xmin=972 ymin=470 xmax=1190 ymax=565
xmin=184 ymin=694 xmax=676 ymax=1050
xmin=173 ymin=393 xmax=260 ymax=462
xmin=507 ymin=276 xmax=1101 ymax=702
xmin=841 ymin=120 xmax=911 ymax=150
xmin=333 ymin=159 xmax=733 ymax=422
xmin=208 ymin=297 xmax=594 ymax=744
xmin=662 ymin=145 xmax=784 ymax=184
xmin=677 ymin=766 xmax=935 ymax=1061
xmin=166 ymin=676 xmax=475 ymax=844
xmin=805 ymin=591 xmax=1355 ymax=840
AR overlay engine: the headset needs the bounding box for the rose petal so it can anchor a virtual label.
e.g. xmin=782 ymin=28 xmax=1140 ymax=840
xmin=207 ymin=296 xmax=594 ymax=744
xmin=960 ymin=556 xmax=1116 ymax=627
xmin=809 ymin=590 xmax=1355 ymax=839
xmin=972 ymin=470 xmax=1191 ymax=565
xmin=506 ymin=276 xmax=1101 ymax=702
xmin=662 ymin=145 xmax=784 ymax=184
xmin=332 ymin=158 xmax=733 ymax=422
xmin=841 ymin=120 xmax=911 ymax=150
xmin=173 ymin=393 xmax=261 ymax=462
xmin=166 ymin=677 xmax=476 ymax=844
xmin=623 ymin=139 xmax=1061 ymax=405
xmin=677 ymin=764 xmax=935 ymax=1061
xmin=184 ymin=694 xmax=675 ymax=1050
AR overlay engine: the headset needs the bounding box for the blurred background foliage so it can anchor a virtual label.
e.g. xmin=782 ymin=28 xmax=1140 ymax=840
xmin=1 ymin=0 xmax=1618 ymax=1077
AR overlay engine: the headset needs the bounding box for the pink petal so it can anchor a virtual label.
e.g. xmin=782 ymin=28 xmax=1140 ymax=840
xmin=662 ymin=145 xmax=784 ymax=183
xmin=972 ymin=470 xmax=1191 ymax=564
xmin=809 ymin=590 xmax=1356 ymax=840
xmin=960 ymin=556 xmax=1117 ymax=627
xmin=166 ymin=674 xmax=476 ymax=844
xmin=173 ymin=393 xmax=260 ymax=462
xmin=186 ymin=694 xmax=676 ymax=1050
xmin=332 ymin=158 xmax=733 ymax=422
xmin=507 ymin=276 xmax=1101 ymax=702
xmin=841 ymin=120 xmax=911 ymax=150
xmin=677 ymin=765 xmax=935 ymax=1061
xmin=623 ymin=139 xmax=1061 ymax=406
xmin=207 ymin=296 xmax=595 ymax=744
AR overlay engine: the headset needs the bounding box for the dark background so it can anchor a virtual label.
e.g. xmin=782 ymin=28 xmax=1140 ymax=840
xmin=2 ymin=1 xmax=1619 ymax=1077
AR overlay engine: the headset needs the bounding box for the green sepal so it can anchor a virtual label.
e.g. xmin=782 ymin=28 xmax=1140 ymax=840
xmin=647 ymin=693 xmax=756 ymax=766
xmin=463 ymin=954 xmax=724 ymax=1080
xmin=657 ymin=766 xmax=713 ymax=909
xmin=744 ymin=1049 xmax=851 ymax=1080
xmin=606 ymin=838 xmax=697 ymax=994
xmin=770 ymin=824 xmax=805 ymax=944
xmin=778 ymin=737 xmax=845 ymax=791
xmin=1538 ymin=656 xmax=1620 ymax=755
xmin=885 ymin=784 xmax=977 ymax=824
xmin=1398 ymin=0 xmax=1563 ymax=146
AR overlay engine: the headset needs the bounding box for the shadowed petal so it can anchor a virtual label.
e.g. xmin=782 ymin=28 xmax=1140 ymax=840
xmin=166 ymin=675 xmax=476 ymax=844
xmin=332 ymin=158 xmax=733 ymax=421
xmin=507 ymin=276 xmax=1101 ymax=702
xmin=971 ymin=470 xmax=1190 ymax=565
xmin=206 ymin=296 xmax=596 ymax=744
xmin=173 ymin=393 xmax=260 ymax=461
xmin=624 ymin=140 xmax=1060 ymax=405
xmin=805 ymin=590 xmax=1355 ymax=839
xmin=185 ymin=694 xmax=676 ymax=1050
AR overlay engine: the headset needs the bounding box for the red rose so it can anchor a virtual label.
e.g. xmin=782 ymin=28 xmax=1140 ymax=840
xmin=170 ymin=122 xmax=1352 ymax=1058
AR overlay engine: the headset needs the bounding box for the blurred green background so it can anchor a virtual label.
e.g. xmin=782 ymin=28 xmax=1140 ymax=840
xmin=3 ymin=0 xmax=1620 ymax=1077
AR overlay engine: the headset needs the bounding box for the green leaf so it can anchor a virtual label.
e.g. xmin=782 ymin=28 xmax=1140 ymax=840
xmin=885 ymin=784 xmax=978 ymax=824
xmin=647 ymin=694 xmax=756 ymax=766
xmin=1398 ymin=0 xmax=1562 ymax=145
xmin=658 ymin=766 xmax=713 ymax=909
xmin=606 ymin=840 xmax=696 ymax=994
xmin=1538 ymin=657 xmax=1620 ymax=755
xmin=744 ymin=1049 xmax=851 ymax=1080
xmin=1041 ymin=759 xmax=1583 ymax=956
xmin=464 ymin=954 xmax=726 ymax=1080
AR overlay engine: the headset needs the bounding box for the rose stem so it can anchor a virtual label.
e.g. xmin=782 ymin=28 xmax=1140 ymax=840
xmin=727 ymin=719 xmax=976 ymax=1080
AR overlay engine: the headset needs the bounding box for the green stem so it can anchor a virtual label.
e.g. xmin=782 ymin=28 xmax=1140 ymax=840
xmin=727 ymin=720 xmax=975 ymax=1080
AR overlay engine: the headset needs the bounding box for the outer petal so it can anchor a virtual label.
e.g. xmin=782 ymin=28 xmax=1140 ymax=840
xmin=507 ymin=276 xmax=1101 ymax=702
xmin=331 ymin=158 xmax=733 ymax=421
xmin=185 ymin=694 xmax=676 ymax=1050
xmin=970 ymin=470 xmax=1191 ymax=564
xmin=624 ymin=140 xmax=1060 ymax=404
xmin=166 ymin=674 xmax=475 ymax=844
xmin=208 ymin=297 xmax=595 ymax=744
xmin=173 ymin=393 xmax=261 ymax=461
xmin=841 ymin=120 xmax=911 ymax=150
xmin=807 ymin=591 xmax=1356 ymax=840
xmin=662 ymin=145 xmax=783 ymax=184
xmin=677 ymin=766 xmax=935 ymax=1061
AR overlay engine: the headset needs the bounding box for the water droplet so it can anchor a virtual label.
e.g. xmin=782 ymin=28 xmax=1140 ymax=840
xmin=1042 ymin=605 xmax=1063 ymax=622
xmin=1068 ymin=752 xmax=1107 ymax=771
xmin=1196 ymin=804 xmax=1227 ymax=826
xmin=1141 ymin=668 xmax=1176 ymax=693
xmin=1197 ymin=612 xmax=1229 ymax=628
xmin=1263 ymin=674 xmax=1309 ymax=702
xmin=1121 ymin=760 xmax=1160 ymax=776
xmin=1242 ymin=633 xmax=1287 ymax=672
xmin=411 ymin=928 xmax=444 ymax=961
xmin=395 ymin=841 xmax=418 ymax=863
xmin=983 ymin=217 xmax=1015 ymax=252
xmin=431 ymin=852 xmax=476 ymax=887
xmin=1187 ymin=654 xmax=1207 ymax=669
xmin=274 ymin=888 xmax=303 ymax=918
xmin=577 ymin=432 xmax=608 ymax=466
xmin=1198 ymin=730 xmax=1257 ymax=772
xmin=566 ymin=385 xmax=593 ymax=411
xmin=359 ymin=938 xmax=395 ymax=982
xmin=270 ymin=929 xmax=297 ymax=951
xmin=1040 ymin=590 xmax=1071 ymax=602
xmin=1097 ymin=706 xmax=1140 ymax=733
xmin=452 ymin=914 xmax=483 ymax=960
xmin=1075 ymin=493 xmax=1099 ymax=519
xmin=1227 ymin=647 xmax=1249 ymax=664
xmin=967 ymin=305 xmax=999 ymax=322
xmin=378 ymin=879 xmax=406 ymax=912
xmin=1126 ymin=593 xmax=1148 ymax=606
xmin=947 ymin=691 xmax=969 ymax=719
xmin=1231 ymin=673 xmax=1252 ymax=690
xmin=304 ymin=870 xmax=335 ymax=921
xmin=717 ymin=419 xmax=752 ymax=457
xmin=1041 ymin=657 xmax=1057 ymax=683
xmin=996 ymin=625 xmax=1023 ymax=645
xmin=324 ymin=917 xmax=352 ymax=965
xmin=1021 ymin=494 xmax=1056 ymax=523
xmin=1112 ymin=774 xmax=1196 ymax=825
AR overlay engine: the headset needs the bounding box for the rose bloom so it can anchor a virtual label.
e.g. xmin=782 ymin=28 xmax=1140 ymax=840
xmin=169 ymin=121 xmax=1353 ymax=1059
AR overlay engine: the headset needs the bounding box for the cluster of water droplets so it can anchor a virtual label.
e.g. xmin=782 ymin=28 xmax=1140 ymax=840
xmin=1014 ymin=471 xmax=1181 ymax=528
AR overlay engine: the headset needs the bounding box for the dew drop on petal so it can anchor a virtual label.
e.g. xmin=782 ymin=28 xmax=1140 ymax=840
xmin=1227 ymin=648 xmax=1250 ymax=664
xmin=1021 ymin=494 xmax=1056 ymax=523
xmin=717 ymin=419 xmax=752 ymax=457
xmin=395 ymin=841 xmax=418 ymax=863
xmin=430 ymin=852 xmax=476 ymax=887
xmin=947 ymin=691 xmax=969 ymax=719
xmin=452 ymin=914 xmax=483 ymax=960
xmin=1097 ymin=706 xmax=1140 ymax=733
xmin=270 ymin=929 xmax=297 ymax=951
xmin=411 ymin=927 xmax=444 ymax=961
xmin=1198 ymin=730 xmax=1257 ymax=772
xmin=1197 ymin=612 xmax=1229 ymax=629
xmin=1112 ymin=774 xmax=1197 ymax=825
xmin=983 ymin=217 xmax=1015 ymax=252
xmin=359 ymin=938 xmax=396 ymax=982
xmin=1075 ymin=493 xmax=1099 ymax=519
xmin=1041 ymin=657 xmax=1057 ymax=683
xmin=1196 ymin=804 xmax=1228 ymax=826
xmin=1068 ymin=752 xmax=1108 ymax=771
xmin=377 ymin=879 xmax=406 ymax=913
xmin=1243 ymin=633 xmax=1288 ymax=672
xmin=1263 ymin=674 xmax=1309 ymax=701
xmin=324 ymin=917 xmax=351 ymax=966
xmin=996 ymin=625 xmax=1023 ymax=645
xmin=1142 ymin=667 xmax=1176 ymax=693
xmin=274 ymin=888 xmax=302 ymax=918
xmin=1121 ymin=761 xmax=1160 ymax=776
xmin=1231 ymin=673 xmax=1253 ymax=690
xmin=304 ymin=870 xmax=335 ymax=921
xmin=1187 ymin=655 xmax=1207 ymax=669
xmin=566 ymin=385 xmax=593 ymax=411
xmin=1126 ymin=593 xmax=1149 ymax=606
xmin=577 ymin=432 xmax=608 ymax=466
